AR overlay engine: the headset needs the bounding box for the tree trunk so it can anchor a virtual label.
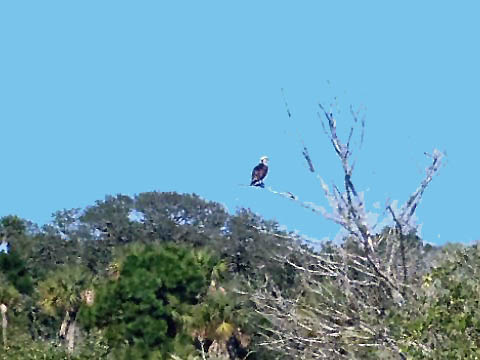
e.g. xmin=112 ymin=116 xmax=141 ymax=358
xmin=59 ymin=310 xmax=70 ymax=339
xmin=0 ymin=303 xmax=7 ymax=348
xmin=66 ymin=313 xmax=77 ymax=354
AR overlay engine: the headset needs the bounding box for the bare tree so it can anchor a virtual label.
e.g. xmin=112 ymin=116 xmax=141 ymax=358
xmin=248 ymin=100 xmax=443 ymax=359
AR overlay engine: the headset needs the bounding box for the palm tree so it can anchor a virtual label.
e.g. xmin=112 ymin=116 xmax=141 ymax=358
xmin=36 ymin=265 xmax=92 ymax=354
xmin=181 ymin=253 xmax=251 ymax=359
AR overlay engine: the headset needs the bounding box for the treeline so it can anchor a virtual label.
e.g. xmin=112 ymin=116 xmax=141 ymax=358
xmin=0 ymin=192 xmax=308 ymax=359
xmin=0 ymin=191 xmax=479 ymax=359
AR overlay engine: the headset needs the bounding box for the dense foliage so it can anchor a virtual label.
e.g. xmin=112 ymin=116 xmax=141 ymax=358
xmin=0 ymin=192 xmax=301 ymax=359
xmin=0 ymin=191 xmax=475 ymax=359
xmin=80 ymin=244 xmax=215 ymax=358
xmin=391 ymin=244 xmax=480 ymax=359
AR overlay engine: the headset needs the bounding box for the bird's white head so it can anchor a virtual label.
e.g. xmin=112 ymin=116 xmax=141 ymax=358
xmin=260 ymin=156 xmax=269 ymax=165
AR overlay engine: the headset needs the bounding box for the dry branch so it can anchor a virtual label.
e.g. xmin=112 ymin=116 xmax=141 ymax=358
xmin=250 ymin=99 xmax=443 ymax=359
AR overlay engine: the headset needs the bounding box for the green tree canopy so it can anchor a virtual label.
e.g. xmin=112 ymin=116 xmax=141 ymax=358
xmin=391 ymin=244 xmax=480 ymax=359
xmin=79 ymin=244 xmax=217 ymax=359
xmin=0 ymin=250 xmax=33 ymax=295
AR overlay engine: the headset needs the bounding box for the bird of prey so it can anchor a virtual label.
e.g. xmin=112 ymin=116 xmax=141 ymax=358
xmin=250 ymin=156 xmax=269 ymax=188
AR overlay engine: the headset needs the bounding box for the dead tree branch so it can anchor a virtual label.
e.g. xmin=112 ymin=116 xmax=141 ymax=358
xmin=252 ymin=99 xmax=444 ymax=359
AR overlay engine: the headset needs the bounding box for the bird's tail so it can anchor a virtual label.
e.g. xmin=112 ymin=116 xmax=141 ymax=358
xmin=250 ymin=180 xmax=264 ymax=187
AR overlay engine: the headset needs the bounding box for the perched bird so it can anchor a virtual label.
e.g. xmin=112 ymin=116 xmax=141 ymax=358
xmin=250 ymin=156 xmax=269 ymax=188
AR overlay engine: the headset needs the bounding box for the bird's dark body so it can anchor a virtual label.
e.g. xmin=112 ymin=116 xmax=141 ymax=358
xmin=250 ymin=163 xmax=268 ymax=187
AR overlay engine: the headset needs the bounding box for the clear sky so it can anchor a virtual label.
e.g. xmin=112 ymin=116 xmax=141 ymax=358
xmin=1 ymin=1 xmax=478 ymax=245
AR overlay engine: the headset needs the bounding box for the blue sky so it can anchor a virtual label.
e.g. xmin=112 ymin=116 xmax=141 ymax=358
xmin=0 ymin=2 xmax=478 ymax=245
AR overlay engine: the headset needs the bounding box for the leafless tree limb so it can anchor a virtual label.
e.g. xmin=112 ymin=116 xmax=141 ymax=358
xmin=249 ymin=99 xmax=444 ymax=359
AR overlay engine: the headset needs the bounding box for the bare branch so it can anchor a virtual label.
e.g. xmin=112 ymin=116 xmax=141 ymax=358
xmin=302 ymin=144 xmax=315 ymax=173
xmin=398 ymin=149 xmax=444 ymax=232
xmin=254 ymin=97 xmax=443 ymax=359
xmin=282 ymin=88 xmax=316 ymax=173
